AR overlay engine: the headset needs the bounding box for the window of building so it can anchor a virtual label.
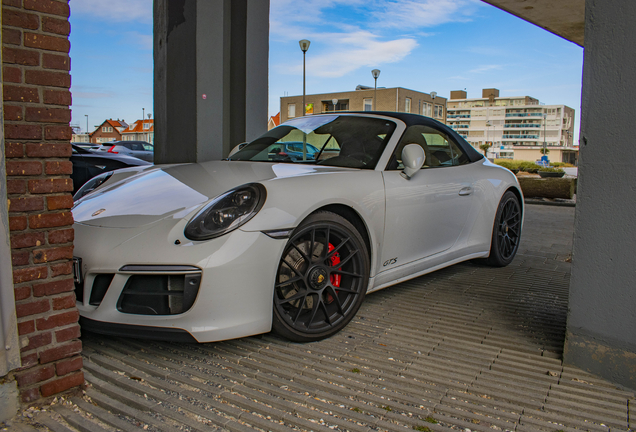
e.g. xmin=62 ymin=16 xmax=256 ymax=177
xmin=143 ymin=122 xmax=150 ymax=130
xmin=288 ymin=104 xmax=296 ymax=118
xmin=102 ymin=126 xmax=113 ymax=133
xmin=424 ymin=103 xmax=432 ymax=117
xmin=323 ymin=100 xmax=349 ymax=112
xmin=363 ymin=98 xmax=373 ymax=111
xmin=405 ymin=98 xmax=411 ymax=113
xmin=434 ymin=105 xmax=444 ymax=118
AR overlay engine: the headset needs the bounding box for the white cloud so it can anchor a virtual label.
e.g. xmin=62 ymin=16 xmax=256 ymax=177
xmin=124 ymin=31 xmax=153 ymax=50
xmin=70 ymin=0 xmax=151 ymax=23
xmin=469 ymin=64 xmax=504 ymax=73
xmin=278 ymin=30 xmax=417 ymax=78
xmin=373 ymin=0 xmax=483 ymax=28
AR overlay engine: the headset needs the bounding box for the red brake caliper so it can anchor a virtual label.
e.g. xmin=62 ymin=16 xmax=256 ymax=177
xmin=326 ymin=244 xmax=341 ymax=303
xmin=328 ymin=243 xmax=341 ymax=287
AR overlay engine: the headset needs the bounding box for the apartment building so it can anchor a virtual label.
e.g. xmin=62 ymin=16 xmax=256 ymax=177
xmin=280 ymin=87 xmax=446 ymax=123
xmin=447 ymin=89 xmax=577 ymax=164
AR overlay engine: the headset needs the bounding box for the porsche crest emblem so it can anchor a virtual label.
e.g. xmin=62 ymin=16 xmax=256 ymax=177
xmin=92 ymin=208 xmax=106 ymax=217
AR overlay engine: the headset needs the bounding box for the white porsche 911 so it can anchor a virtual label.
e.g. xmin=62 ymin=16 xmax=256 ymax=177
xmin=72 ymin=112 xmax=523 ymax=343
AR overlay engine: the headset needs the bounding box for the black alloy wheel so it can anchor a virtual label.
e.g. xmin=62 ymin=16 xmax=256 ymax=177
xmin=272 ymin=212 xmax=369 ymax=342
xmin=486 ymin=190 xmax=522 ymax=267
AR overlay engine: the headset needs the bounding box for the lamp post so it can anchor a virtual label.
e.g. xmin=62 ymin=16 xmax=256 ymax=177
xmin=486 ymin=121 xmax=491 ymax=156
xmin=85 ymin=114 xmax=89 ymax=142
xmin=371 ymin=69 xmax=380 ymax=110
xmin=299 ymin=39 xmax=310 ymax=116
xmin=543 ymin=113 xmax=547 ymax=158
xmin=332 ymin=98 xmax=338 ymax=112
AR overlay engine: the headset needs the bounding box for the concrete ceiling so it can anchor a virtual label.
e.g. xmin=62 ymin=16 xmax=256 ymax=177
xmin=481 ymin=0 xmax=585 ymax=47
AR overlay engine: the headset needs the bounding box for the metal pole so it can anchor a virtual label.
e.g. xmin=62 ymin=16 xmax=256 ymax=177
xmin=543 ymin=113 xmax=547 ymax=157
xmin=302 ymin=51 xmax=306 ymax=116
xmin=374 ymin=77 xmax=377 ymax=111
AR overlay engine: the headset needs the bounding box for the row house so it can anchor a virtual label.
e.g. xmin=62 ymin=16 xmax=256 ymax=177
xmin=121 ymin=119 xmax=154 ymax=144
xmin=88 ymin=119 xmax=128 ymax=144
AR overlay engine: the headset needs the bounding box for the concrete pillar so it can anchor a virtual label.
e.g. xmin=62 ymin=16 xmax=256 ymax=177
xmin=565 ymin=0 xmax=636 ymax=390
xmin=153 ymin=0 xmax=269 ymax=164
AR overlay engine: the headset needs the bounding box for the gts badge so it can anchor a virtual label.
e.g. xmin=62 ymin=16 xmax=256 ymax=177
xmin=383 ymin=257 xmax=398 ymax=267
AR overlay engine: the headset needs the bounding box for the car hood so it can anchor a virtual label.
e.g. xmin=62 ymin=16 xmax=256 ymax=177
xmin=73 ymin=160 xmax=351 ymax=228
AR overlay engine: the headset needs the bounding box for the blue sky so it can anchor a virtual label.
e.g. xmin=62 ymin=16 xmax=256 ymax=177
xmin=69 ymin=0 xmax=583 ymax=140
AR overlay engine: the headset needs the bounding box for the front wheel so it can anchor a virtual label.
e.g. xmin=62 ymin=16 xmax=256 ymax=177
xmin=272 ymin=212 xmax=369 ymax=342
xmin=485 ymin=190 xmax=522 ymax=267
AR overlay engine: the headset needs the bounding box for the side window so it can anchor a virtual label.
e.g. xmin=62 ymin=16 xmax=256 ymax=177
xmin=387 ymin=125 xmax=469 ymax=170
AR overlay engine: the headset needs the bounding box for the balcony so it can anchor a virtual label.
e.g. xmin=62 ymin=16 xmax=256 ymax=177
xmin=447 ymin=114 xmax=471 ymax=119
xmin=505 ymin=113 xmax=543 ymax=117
xmin=504 ymin=123 xmax=541 ymax=128
xmin=503 ymin=134 xmax=539 ymax=139
xmin=450 ymin=125 xmax=469 ymax=129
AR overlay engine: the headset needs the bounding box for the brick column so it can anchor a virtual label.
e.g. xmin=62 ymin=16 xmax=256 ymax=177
xmin=3 ymin=0 xmax=83 ymax=402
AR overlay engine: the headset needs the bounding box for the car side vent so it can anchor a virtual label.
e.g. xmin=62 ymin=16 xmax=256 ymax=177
xmin=89 ymin=274 xmax=115 ymax=306
xmin=117 ymin=273 xmax=201 ymax=316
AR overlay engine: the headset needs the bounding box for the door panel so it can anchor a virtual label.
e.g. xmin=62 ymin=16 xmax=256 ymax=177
xmin=381 ymin=167 xmax=474 ymax=270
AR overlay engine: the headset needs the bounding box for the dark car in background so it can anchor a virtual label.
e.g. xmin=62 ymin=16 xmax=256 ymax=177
xmin=71 ymin=145 xmax=151 ymax=194
xmin=98 ymin=140 xmax=154 ymax=162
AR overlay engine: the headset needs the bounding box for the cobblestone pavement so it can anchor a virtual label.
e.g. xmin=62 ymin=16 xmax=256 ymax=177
xmin=11 ymin=204 xmax=636 ymax=431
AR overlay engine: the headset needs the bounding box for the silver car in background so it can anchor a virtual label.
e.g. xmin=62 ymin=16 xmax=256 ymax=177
xmin=98 ymin=140 xmax=153 ymax=162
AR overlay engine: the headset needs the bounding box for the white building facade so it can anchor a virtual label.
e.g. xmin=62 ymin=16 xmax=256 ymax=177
xmin=446 ymin=89 xmax=577 ymax=164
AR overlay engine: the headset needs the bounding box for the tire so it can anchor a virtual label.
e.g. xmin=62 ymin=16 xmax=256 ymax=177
xmin=272 ymin=211 xmax=369 ymax=342
xmin=485 ymin=190 xmax=522 ymax=267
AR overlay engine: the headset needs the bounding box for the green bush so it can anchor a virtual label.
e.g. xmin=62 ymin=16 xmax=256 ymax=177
xmin=550 ymin=162 xmax=575 ymax=168
xmin=518 ymin=161 xmax=540 ymax=172
xmin=493 ymin=159 xmax=519 ymax=170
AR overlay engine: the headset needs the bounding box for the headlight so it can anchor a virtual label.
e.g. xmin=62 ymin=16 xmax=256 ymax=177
xmin=184 ymin=183 xmax=266 ymax=241
xmin=73 ymin=171 xmax=113 ymax=202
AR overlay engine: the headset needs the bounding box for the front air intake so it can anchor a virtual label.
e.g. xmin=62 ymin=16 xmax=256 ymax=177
xmin=116 ymin=266 xmax=201 ymax=315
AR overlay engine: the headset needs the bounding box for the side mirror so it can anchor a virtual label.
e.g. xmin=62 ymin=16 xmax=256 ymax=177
xmin=400 ymin=144 xmax=425 ymax=180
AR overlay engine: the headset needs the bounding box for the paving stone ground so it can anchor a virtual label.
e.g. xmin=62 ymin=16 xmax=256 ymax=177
xmin=8 ymin=204 xmax=636 ymax=432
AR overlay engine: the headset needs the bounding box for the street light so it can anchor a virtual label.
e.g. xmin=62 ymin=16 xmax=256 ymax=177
xmin=85 ymin=114 xmax=89 ymax=142
xmin=486 ymin=121 xmax=492 ymax=156
xmin=371 ymin=69 xmax=380 ymax=110
xmin=543 ymin=113 xmax=547 ymax=159
xmin=299 ymin=39 xmax=310 ymax=116
xmin=332 ymin=98 xmax=338 ymax=112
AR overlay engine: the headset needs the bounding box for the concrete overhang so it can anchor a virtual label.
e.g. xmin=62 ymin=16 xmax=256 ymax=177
xmin=481 ymin=0 xmax=585 ymax=47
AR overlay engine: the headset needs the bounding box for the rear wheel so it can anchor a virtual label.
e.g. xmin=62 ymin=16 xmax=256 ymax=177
xmin=272 ymin=212 xmax=369 ymax=342
xmin=485 ymin=191 xmax=522 ymax=267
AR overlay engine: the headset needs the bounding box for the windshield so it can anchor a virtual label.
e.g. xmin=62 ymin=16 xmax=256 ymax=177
xmin=228 ymin=115 xmax=397 ymax=169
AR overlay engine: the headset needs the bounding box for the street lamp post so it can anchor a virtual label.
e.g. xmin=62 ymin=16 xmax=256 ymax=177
xmin=543 ymin=113 xmax=547 ymax=159
xmin=332 ymin=98 xmax=338 ymax=112
xmin=371 ymin=69 xmax=380 ymax=110
xmin=299 ymin=39 xmax=310 ymax=116
xmin=85 ymin=114 xmax=89 ymax=142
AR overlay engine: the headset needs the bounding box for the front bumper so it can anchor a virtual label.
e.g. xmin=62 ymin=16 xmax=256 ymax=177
xmin=74 ymin=217 xmax=287 ymax=342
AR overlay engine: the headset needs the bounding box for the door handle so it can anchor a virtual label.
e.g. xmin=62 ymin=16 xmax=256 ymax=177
xmin=459 ymin=187 xmax=472 ymax=196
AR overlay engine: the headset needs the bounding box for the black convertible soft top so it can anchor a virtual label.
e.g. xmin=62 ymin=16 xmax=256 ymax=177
xmin=343 ymin=111 xmax=485 ymax=164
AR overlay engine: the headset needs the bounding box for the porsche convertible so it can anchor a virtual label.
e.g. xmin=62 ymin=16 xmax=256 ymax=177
xmin=72 ymin=112 xmax=523 ymax=343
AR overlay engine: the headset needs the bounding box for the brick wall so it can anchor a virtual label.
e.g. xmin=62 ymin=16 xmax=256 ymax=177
xmin=3 ymin=0 xmax=83 ymax=403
